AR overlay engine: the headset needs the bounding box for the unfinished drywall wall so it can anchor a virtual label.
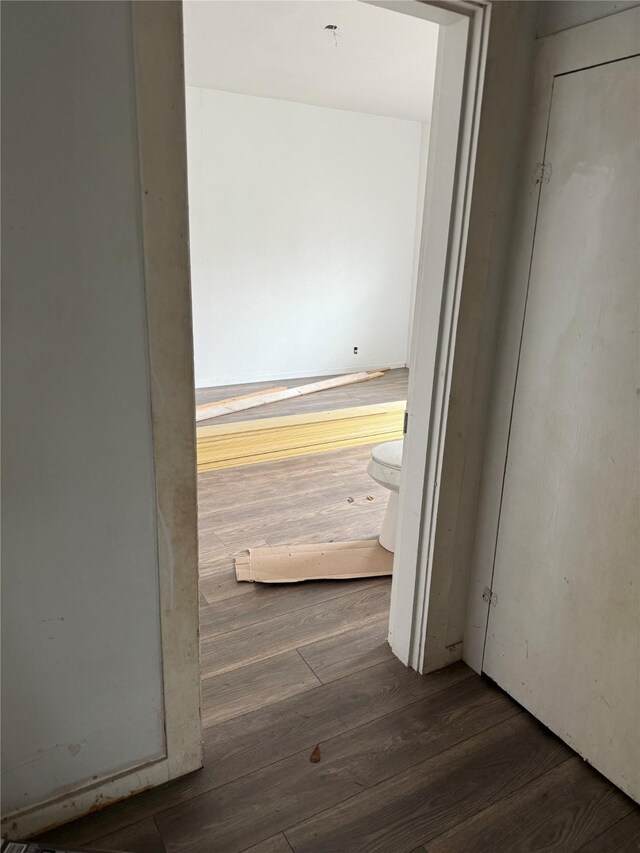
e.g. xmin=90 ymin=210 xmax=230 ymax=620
xmin=463 ymin=5 xmax=640 ymax=678
xmin=1 ymin=0 xmax=165 ymax=816
xmin=537 ymin=0 xmax=640 ymax=36
xmin=186 ymin=88 xmax=424 ymax=387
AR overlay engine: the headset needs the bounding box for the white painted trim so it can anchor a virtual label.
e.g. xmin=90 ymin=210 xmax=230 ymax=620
xmin=1 ymin=3 xmax=202 ymax=840
xmin=463 ymin=6 xmax=640 ymax=673
xmin=383 ymin=0 xmax=491 ymax=672
xmin=130 ymin=0 xmax=203 ymax=782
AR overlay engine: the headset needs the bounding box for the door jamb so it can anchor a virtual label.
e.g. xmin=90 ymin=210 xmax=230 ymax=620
xmin=0 ymin=3 xmax=203 ymax=840
xmin=131 ymin=0 xmax=203 ymax=784
xmin=370 ymin=0 xmax=491 ymax=673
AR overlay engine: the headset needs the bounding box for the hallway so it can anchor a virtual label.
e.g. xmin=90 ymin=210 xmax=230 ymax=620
xmin=39 ymin=446 xmax=640 ymax=853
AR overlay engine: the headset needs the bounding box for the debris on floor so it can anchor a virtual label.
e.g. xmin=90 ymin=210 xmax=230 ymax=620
xmin=235 ymin=540 xmax=393 ymax=583
xmin=196 ymin=385 xmax=286 ymax=420
xmin=195 ymin=369 xmax=389 ymax=422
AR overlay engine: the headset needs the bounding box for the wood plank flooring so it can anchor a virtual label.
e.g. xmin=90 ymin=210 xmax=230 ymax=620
xmin=195 ymin=367 xmax=410 ymax=425
xmin=38 ymin=439 xmax=640 ymax=853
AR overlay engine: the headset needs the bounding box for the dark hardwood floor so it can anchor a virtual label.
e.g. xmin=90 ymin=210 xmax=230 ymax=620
xmin=39 ymin=431 xmax=640 ymax=852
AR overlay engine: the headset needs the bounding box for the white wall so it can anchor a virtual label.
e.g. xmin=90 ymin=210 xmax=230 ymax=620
xmin=186 ymin=88 xmax=424 ymax=387
xmin=1 ymin=0 xmax=165 ymax=816
xmin=407 ymin=121 xmax=431 ymax=368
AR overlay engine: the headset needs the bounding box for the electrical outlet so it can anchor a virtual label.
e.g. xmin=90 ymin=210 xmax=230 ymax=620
xmin=353 ymin=346 xmax=358 ymax=355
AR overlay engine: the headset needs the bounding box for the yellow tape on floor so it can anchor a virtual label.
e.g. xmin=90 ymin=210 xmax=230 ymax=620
xmin=196 ymin=401 xmax=406 ymax=472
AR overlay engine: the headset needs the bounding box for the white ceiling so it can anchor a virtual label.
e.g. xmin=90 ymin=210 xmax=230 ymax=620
xmin=183 ymin=1 xmax=439 ymax=122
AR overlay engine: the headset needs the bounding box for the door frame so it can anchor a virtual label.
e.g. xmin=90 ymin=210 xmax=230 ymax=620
xmin=1 ymin=3 xmax=203 ymax=841
xmin=125 ymin=0 xmax=495 ymax=817
xmin=369 ymin=0 xmax=491 ymax=672
xmin=463 ymin=6 xmax=640 ymax=673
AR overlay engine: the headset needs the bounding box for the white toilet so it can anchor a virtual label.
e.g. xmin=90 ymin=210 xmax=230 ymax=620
xmin=367 ymin=439 xmax=403 ymax=552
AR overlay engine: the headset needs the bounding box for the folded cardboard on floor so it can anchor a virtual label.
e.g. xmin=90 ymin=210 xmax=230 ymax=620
xmin=235 ymin=540 xmax=393 ymax=583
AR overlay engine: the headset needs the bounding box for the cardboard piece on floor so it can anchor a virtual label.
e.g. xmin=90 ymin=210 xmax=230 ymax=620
xmin=195 ymin=370 xmax=387 ymax=422
xmin=196 ymin=386 xmax=286 ymax=420
xmin=235 ymin=540 xmax=393 ymax=584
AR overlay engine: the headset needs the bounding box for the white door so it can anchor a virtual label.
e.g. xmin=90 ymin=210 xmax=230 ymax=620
xmin=483 ymin=54 xmax=640 ymax=801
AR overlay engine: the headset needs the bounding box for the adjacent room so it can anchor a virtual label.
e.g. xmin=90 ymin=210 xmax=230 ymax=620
xmin=183 ymin=0 xmax=438 ymax=723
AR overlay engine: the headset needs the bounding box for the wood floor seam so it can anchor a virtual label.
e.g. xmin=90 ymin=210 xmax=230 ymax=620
xmin=194 ymin=677 xmax=424 ymax=798
xmin=196 ymin=658 xmax=427 ymax=787
xmin=70 ymin=812 xmax=166 ymax=849
xmin=199 ymin=587 xmax=247 ymax=607
xmin=574 ymin=808 xmax=640 ymax=852
xmin=41 ymin=426 xmax=640 ymax=853
xmin=298 ymin=652 xmax=375 ymax=687
xmin=284 ymin=721 xmax=575 ymax=853
xmin=191 ymin=667 xmax=504 ymax=807
xmin=49 ymin=663 xmax=421 ymax=848
xmin=237 ymin=834 xmax=293 ymax=853
xmin=423 ymin=755 xmax=637 ymax=853
xmin=199 ymin=579 xmax=386 ymax=642
xmin=151 ymin=815 xmax=166 ymax=853
xmin=197 ymin=675 xmax=416 ymax=777
xmin=277 ymin=709 xmax=528 ymax=851
xmin=420 ymin=754 xmax=578 ymax=852
xmin=151 ymin=693 xmax=526 ymax=853
xmin=147 ymin=710 xmax=431 ymax=828
xmin=402 ymin=668 xmax=476 ymax=700
xmin=577 ymin=813 xmax=639 ymax=850
xmin=201 ymin=651 xmax=323 ymax=728
xmin=198 ymin=657 xmax=473 ymax=746
xmin=294 ymin=647 xmax=324 ymax=683
xmin=200 ymin=603 xmax=390 ymax=679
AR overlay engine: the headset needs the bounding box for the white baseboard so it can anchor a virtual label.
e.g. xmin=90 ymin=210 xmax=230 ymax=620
xmin=195 ymin=362 xmax=408 ymax=390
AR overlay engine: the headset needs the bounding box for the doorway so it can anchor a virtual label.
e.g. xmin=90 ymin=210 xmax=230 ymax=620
xmin=181 ymin=0 xmax=490 ymax=690
xmin=183 ymin=0 xmax=437 ymax=728
xmin=119 ymin=0 xmax=492 ymax=821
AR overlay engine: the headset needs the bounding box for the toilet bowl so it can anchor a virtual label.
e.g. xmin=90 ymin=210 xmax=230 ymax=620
xmin=367 ymin=439 xmax=403 ymax=552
